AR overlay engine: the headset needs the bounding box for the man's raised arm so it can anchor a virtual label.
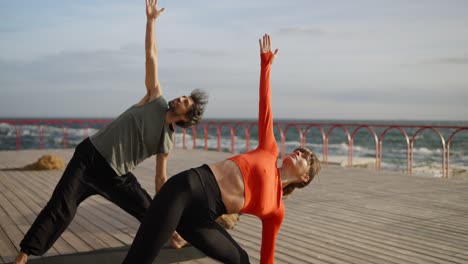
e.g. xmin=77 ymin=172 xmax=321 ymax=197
xmin=145 ymin=0 xmax=165 ymax=99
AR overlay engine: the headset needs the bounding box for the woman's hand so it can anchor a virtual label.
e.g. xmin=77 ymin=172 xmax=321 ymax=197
xmin=259 ymin=34 xmax=279 ymax=64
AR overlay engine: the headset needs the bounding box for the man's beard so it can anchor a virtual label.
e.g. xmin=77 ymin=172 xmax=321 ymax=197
xmin=168 ymin=100 xmax=176 ymax=112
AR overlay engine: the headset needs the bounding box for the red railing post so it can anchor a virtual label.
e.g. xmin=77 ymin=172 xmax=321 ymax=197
xmin=204 ymin=124 xmax=209 ymax=151
xmin=63 ymin=127 xmax=68 ymax=149
xmin=409 ymin=140 xmax=414 ymax=176
xmin=247 ymin=122 xmax=256 ymax=152
xmin=39 ymin=125 xmax=44 ymax=149
xmin=410 ymin=127 xmax=446 ymax=178
xmin=216 ymin=126 xmax=221 ymax=152
xmin=379 ymin=126 xmax=410 ymax=174
xmin=303 ymin=124 xmax=326 ymax=164
xmin=280 ymin=123 xmax=312 ymax=157
xmin=446 ymin=128 xmax=468 ymax=178
xmin=182 ymin=128 xmax=187 ymax=149
xmin=351 ymin=125 xmax=379 ymax=170
xmin=275 ymin=124 xmax=286 ymax=159
xmin=325 ymin=125 xmax=351 ymax=167
xmin=192 ymin=126 xmax=197 ymax=149
xmin=233 ymin=123 xmax=250 ymax=154
xmin=230 ymin=126 xmax=235 ymax=153
xmin=377 ymin=140 xmax=382 ymax=170
xmin=15 ymin=125 xmax=21 ymax=150
xmin=323 ymin=136 xmax=328 ymax=165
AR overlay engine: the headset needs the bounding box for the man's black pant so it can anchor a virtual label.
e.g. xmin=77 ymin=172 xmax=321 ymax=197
xmin=20 ymin=138 xmax=152 ymax=256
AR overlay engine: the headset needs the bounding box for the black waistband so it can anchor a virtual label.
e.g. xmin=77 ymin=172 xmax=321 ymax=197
xmin=193 ymin=164 xmax=227 ymax=218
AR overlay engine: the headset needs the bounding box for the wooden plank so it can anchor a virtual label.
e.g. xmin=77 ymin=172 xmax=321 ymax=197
xmin=5 ymin=170 xmax=98 ymax=253
xmin=282 ymin=193 xmax=468 ymax=262
xmin=283 ymin=202 xmax=468 ymax=262
xmin=232 ymin=220 xmax=383 ymax=264
xmin=0 ymin=225 xmax=17 ymax=264
xmin=15 ymin=170 xmax=134 ymax=248
xmin=30 ymin=170 xmax=138 ymax=245
xmin=295 ymin=198 xmax=468 ymax=251
xmin=1 ymin=170 xmax=77 ymax=256
xmin=0 ymin=206 xmax=23 ymax=258
xmin=280 ymin=212 xmax=467 ymax=263
xmin=4 ymin=169 xmax=89 ymax=255
xmin=0 ymin=175 xmax=61 ymax=257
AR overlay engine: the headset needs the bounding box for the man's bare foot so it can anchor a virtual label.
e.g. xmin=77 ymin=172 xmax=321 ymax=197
xmin=170 ymin=231 xmax=188 ymax=249
xmin=14 ymin=252 xmax=28 ymax=264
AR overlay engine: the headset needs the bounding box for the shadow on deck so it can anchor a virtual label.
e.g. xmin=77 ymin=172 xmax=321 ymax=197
xmin=7 ymin=245 xmax=205 ymax=264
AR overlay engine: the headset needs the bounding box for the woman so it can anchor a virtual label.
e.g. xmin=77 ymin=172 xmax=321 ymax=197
xmin=122 ymin=34 xmax=321 ymax=264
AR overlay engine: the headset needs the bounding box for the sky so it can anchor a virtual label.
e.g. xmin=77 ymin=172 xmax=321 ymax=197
xmin=1 ymin=0 xmax=467 ymax=121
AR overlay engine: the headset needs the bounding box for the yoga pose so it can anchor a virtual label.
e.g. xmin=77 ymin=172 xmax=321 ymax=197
xmin=122 ymin=34 xmax=321 ymax=264
xmin=14 ymin=1 xmax=207 ymax=263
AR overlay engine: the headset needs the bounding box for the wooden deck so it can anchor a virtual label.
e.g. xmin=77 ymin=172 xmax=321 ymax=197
xmin=1 ymin=149 xmax=468 ymax=264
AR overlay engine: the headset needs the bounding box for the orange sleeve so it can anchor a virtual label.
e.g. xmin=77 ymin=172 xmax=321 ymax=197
xmin=258 ymin=52 xmax=277 ymax=153
xmin=260 ymin=210 xmax=284 ymax=264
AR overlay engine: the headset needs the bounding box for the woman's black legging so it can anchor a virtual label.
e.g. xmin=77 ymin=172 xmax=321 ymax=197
xmin=122 ymin=164 xmax=250 ymax=264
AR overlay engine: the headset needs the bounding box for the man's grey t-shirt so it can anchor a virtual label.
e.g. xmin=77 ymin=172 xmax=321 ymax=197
xmin=90 ymin=96 xmax=174 ymax=176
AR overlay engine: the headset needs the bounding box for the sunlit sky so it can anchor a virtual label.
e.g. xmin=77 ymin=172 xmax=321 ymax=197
xmin=1 ymin=0 xmax=467 ymax=120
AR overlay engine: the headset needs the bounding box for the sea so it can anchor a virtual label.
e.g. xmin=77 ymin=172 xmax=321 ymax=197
xmin=1 ymin=118 xmax=467 ymax=177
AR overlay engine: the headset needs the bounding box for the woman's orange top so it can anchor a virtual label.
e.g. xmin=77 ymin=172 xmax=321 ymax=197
xmin=228 ymin=52 xmax=284 ymax=264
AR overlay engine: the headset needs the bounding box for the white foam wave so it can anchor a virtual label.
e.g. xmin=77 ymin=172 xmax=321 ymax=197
xmin=413 ymin=147 xmax=442 ymax=155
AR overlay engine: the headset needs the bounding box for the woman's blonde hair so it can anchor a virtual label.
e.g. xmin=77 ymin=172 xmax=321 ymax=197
xmin=282 ymin=147 xmax=321 ymax=196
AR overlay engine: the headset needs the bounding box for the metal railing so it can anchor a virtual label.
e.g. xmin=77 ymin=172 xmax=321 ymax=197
xmin=1 ymin=119 xmax=466 ymax=178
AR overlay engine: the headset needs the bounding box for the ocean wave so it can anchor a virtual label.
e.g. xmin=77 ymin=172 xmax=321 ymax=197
xmin=412 ymin=147 xmax=442 ymax=155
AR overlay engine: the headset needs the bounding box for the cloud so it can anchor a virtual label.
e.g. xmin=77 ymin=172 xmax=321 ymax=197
xmin=315 ymin=87 xmax=468 ymax=107
xmin=0 ymin=47 xmax=142 ymax=94
xmin=0 ymin=44 xmax=252 ymax=118
xmin=425 ymin=55 xmax=468 ymax=65
xmin=164 ymin=48 xmax=228 ymax=58
xmin=277 ymin=26 xmax=326 ymax=37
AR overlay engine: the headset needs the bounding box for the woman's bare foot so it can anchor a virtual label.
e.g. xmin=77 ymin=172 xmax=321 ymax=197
xmin=170 ymin=231 xmax=188 ymax=249
xmin=14 ymin=252 xmax=28 ymax=264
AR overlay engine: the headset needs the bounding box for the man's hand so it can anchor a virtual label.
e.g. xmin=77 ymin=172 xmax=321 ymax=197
xmin=146 ymin=0 xmax=165 ymax=21
xmin=259 ymin=34 xmax=279 ymax=64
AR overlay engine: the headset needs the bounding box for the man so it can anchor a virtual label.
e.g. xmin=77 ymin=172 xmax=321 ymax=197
xmin=14 ymin=1 xmax=207 ymax=263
